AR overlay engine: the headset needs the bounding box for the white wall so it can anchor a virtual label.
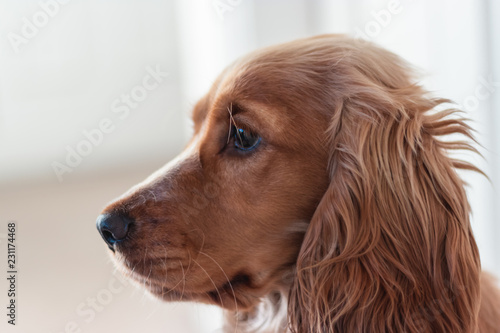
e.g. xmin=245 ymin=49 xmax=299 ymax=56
xmin=0 ymin=1 xmax=498 ymax=332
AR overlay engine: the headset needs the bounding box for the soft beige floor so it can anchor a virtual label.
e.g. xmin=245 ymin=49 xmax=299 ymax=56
xmin=0 ymin=167 xmax=223 ymax=333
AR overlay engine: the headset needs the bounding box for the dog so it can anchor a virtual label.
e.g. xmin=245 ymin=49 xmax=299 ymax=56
xmin=97 ymin=35 xmax=500 ymax=332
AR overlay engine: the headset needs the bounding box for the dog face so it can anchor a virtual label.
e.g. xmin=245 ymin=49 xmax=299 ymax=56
xmin=96 ymin=37 xmax=331 ymax=310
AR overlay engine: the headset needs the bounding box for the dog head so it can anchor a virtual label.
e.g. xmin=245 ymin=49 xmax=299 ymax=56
xmin=97 ymin=35 xmax=481 ymax=332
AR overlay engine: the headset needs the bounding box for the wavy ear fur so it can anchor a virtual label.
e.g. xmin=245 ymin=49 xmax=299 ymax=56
xmin=289 ymin=40 xmax=482 ymax=333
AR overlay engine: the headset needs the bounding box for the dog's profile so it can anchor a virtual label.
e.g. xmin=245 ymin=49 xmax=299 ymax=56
xmin=96 ymin=35 xmax=500 ymax=332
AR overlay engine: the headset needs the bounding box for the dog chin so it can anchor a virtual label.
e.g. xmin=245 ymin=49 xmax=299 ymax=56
xmin=111 ymin=251 xmax=279 ymax=310
xmin=133 ymin=278 xmax=250 ymax=310
xmin=139 ymin=271 xmax=265 ymax=311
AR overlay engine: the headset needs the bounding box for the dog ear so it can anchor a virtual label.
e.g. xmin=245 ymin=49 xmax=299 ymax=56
xmin=288 ymin=52 xmax=482 ymax=332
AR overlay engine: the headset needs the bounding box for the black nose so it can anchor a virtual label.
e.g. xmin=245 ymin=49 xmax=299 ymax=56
xmin=96 ymin=213 xmax=133 ymax=249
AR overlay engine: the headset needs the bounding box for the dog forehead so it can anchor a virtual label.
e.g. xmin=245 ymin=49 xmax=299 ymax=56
xmin=208 ymin=67 xmax=292 ymax=133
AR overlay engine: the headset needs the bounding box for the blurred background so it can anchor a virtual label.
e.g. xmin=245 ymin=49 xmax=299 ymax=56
xmin=0 ymin=0 xmax=499 ymax=332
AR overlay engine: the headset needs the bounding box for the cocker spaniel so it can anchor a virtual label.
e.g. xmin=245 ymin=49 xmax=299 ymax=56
xmin=96 ymin=35 xmax=500 ymax=332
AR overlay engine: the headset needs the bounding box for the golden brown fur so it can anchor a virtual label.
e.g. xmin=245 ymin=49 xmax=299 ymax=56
xmin=98 ymin=35 xmax=500 ymax=332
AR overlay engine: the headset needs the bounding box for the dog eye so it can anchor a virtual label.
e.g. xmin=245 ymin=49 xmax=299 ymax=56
xmin=233 ymin=126 xmax=261 ymax=151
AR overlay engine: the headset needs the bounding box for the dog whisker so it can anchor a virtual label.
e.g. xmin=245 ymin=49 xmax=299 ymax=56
xmin=155 ymin=246 xmax=188 ymax=297
xmin=148 ymin=260 xmax=153 ymax=291
xmin=160 ymin=244 xmax=169 ymax=279
xmin=148 ymin=190 xmax=157 ymax=203
xmin=227 ymin=103 xmax=243 ymax=145
xmin=179 ymin=259 xmax=187 ymax=302
xmin=192 ymin=258 xmax=224 ymax=308
xmin=226 ymin=106 xmax=232 ymax=144
xmin=284 ymin=220 xmax=309 ymax=235
xmin=199 ymin=251 xmax=239 ymax=333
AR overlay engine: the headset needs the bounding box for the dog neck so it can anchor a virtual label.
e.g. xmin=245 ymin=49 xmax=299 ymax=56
xmin=223 ymin=290 xmax=289 ymax=333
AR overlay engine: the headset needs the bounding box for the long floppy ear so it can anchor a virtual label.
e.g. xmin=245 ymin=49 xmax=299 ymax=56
xmin=288 ymin=46 xmax=482 ymax=333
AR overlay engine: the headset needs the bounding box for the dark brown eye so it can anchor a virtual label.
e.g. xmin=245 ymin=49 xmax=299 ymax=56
xmin=232 ymin=126 xmax=261 ymax=151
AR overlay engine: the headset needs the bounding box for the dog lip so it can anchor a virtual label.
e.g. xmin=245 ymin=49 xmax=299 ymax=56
xmin=207 ymin=273 xmax=252 ymax=297
xmin=108 ymin=238 xmax=129 ymax=253
xmin=118 ymin=257 xmax=189 ymax=282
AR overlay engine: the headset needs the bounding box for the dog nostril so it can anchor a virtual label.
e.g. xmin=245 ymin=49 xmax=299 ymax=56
xmin=96 ymin=213 xmax=133 ymax=249
xmin=101 ymin=230 xmax=115 ymax=245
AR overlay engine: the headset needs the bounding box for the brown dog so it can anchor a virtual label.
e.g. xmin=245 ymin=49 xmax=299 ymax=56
xmin=97 ymin=35 xmax=500 ymax=332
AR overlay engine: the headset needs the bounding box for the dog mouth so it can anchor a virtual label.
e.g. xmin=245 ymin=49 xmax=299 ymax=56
xmin=112 ymin=246 xmax=266 ymax=310
xmin=205 ymin=273 xmax=253 ymax=305
xmin=150 ymin=271 xmax=255 ymax=310
xmin=117 ymin=256 xmax=257 ymax=309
